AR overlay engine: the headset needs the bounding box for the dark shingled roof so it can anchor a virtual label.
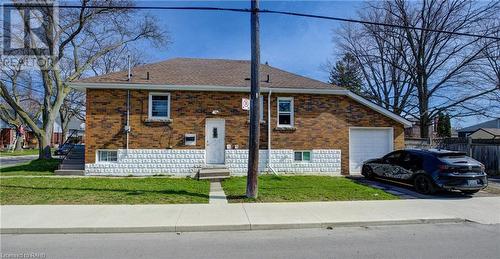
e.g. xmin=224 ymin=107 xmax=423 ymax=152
xmin=77 ymin=58 xmax=341 ymax=90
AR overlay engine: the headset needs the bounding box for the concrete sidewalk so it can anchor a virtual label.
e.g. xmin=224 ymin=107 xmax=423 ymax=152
xmin=1 ymin=197 xmax=499 ymax=234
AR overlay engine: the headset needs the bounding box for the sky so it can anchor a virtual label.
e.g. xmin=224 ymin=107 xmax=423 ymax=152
xmin=138 ymin=0 xmax=361 ymax=82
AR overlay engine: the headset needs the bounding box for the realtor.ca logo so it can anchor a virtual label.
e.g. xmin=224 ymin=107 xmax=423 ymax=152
xmin=1 ymin=0 xmax=58 ymax=70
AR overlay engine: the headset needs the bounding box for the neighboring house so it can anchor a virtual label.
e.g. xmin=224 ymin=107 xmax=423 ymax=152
xmin=24 ymin=118 xmax=65 ymax=148
xmin=404 ymin=117 xmax=439 ymax=139
xmin=0 ymin=119 xmax=16 ymax=149
xmin=0 ymin=117 xmax=85 ymax=149
xmin=71 ymin=58 xmax=411 ymax=176
xmin=469 ymin=128 xmax=500 ymax=140
xmin=457 ymin=118 xmax=500 ymax=138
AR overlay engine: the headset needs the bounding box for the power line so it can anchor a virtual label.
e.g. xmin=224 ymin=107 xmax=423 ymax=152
xmin=3 ymin=3 xmax=499 ymax=40
xmin=1 ymin=79 xmax=44 ymax=94
xmin=1 ymin=79 xmax=86 ymax=106
xmin=260 ymin=9 xmax=500 ymax=41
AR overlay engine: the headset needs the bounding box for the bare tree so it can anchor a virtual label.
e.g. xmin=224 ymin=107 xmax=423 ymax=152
xmin=336 ymin=7 xmax=415 ymax=117
xmin=379 ymin=0 xmax=499 ymax=137
xmin=336 ymin=0 xmax=500 ymax=137
xmin=0 ymin=0 xmax=168 ymax=159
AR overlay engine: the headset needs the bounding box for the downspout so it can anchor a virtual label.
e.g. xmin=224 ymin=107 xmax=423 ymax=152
xmin=267 ymin=90 xmax=277 ymax=175
xmin=125 ymin=55 xmax=131 ymax=151
xmin=126 ymin=90 xmax=130 ymax=151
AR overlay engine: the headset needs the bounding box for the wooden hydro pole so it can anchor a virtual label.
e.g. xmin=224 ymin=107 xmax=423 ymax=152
xmin=246 ymin=0 xmax=260 ymax=199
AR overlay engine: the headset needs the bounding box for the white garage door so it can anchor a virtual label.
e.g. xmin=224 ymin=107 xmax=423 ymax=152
xmin=349 ymin=128 xmax=393 ymax=174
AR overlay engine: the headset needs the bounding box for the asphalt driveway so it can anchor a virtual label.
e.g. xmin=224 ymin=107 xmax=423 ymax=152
xmin=349 ymin=175 xmax=500 ymax=199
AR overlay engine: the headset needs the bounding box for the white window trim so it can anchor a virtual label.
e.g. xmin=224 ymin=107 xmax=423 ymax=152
xmin=277 ymin=97 xmax=294 ymax=127
xmin=96 ymin=149 xmax=118 ymax=163
xmin=294 ymin=150 xmax=311 ymax=162
xmin=148 ymin=92 xmax=171 ymax=120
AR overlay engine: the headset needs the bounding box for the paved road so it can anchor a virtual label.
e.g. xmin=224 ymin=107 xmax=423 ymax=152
xmin=1 ymin=223 xmax=499 ymax=259
xmin=0 ymin=155 xmax=37 ymax=167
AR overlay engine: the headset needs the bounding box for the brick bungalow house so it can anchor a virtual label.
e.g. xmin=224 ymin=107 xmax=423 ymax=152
xmin=71 ymin=58 xmax=411 ymax=176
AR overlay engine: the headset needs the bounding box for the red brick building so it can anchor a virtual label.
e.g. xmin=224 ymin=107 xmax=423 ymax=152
xmin=72 ymin=58 xmax=411 ymax=176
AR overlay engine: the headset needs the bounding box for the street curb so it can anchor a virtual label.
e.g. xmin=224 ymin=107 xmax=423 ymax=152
xmin=0 ymin=155 xmax=38 ymax=160
xmin=0 ymin=218 xmax=466 ymax=234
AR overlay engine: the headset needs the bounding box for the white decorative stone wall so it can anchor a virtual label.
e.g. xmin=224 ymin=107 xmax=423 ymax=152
xmin=85 ymin=148 xmax=341 ymax=176
xmin=85 ymin=149 xmax=205 ymax=176
xmin=225 ymin=149 xmax=342 ymax=176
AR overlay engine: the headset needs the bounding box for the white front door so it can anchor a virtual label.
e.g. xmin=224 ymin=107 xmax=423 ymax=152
xmin=205 ymin=119 xmax=225 ymax=164
xmin=349 ymin=128 xmax=393 ymax=175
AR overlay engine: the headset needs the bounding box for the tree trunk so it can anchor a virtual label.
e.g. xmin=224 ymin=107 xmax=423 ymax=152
xmin=14 ymin=130 xmax=23 ymax=151
xmin=37 ymin=130 xmax=53 ymax=159
xmin=419 ymin=113 xmax=430 ymax=139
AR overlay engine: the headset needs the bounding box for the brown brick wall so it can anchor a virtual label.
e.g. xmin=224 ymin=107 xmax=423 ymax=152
xmin=85 ymin=89 xmax=405 ymax=174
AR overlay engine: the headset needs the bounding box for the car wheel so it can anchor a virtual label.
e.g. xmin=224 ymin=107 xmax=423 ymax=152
xmin=414 ymin=174 xmax=436 ymax=195
xmin=461 ymin=190 xmax=479 ymax=195
xmin=362 ymin=165 xmax=375 ymax=179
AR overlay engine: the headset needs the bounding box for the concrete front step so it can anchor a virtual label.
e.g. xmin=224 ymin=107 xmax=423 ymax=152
xmin=199 ymin=168 xmax=230 ymax=174
xmin=202 ymin=164 xmax=227 ymax=169
xmin=199 ymin=172 xmax=230 ymax=178
xmin=198 ymin=167 xmax=230 ymax=180
xmin=54 ymin=169 xmax=85 ymax=176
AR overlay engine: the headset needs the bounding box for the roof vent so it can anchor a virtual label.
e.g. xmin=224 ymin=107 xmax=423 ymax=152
xmin=266 ymin=74 xmax=270 ymax=83
xmin=147 ymin=72 xmax=150 ymax=80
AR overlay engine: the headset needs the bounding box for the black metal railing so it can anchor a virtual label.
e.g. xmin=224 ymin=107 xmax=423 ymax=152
xmin=57 ymin=130 xmax=83 ymax=169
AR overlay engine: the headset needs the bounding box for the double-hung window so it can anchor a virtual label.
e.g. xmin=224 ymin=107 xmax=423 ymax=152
xmin=149 ymin=92 xmax=170 ymax=120
xmin=97 ymin=150 xmax=118 ymax=163
xmin=277 ymin=97 xmax=294 ymax=127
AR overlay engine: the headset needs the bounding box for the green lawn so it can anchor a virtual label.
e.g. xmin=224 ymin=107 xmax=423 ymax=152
xmin=0 ymin=159 xmax=59 ymax=176
xmin=222 ymin=175 xmax=398 ymax=202
xmin=0 ymin=149 xmax=39 ymax=157
xmin=0 ymin=177 xmax=210 ymax=204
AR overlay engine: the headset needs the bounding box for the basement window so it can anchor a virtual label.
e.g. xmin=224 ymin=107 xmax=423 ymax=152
xmin=278 ymin=97 xmax=294 ymax=127
xmin=294 ymin=151 xmax=311 ymax=162
xmin=148 ymin=92 xmax=171 ymax=120
xmin=97 ymin=150 xmax=118 ymax=163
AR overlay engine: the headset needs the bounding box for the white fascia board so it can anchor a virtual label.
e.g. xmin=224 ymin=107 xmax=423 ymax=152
xmin=70 ymin=82 xmax=411 ymax=127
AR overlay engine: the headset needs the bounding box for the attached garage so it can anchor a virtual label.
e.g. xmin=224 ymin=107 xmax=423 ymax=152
xmin=349 ymin=127 xmax=394 ymax=174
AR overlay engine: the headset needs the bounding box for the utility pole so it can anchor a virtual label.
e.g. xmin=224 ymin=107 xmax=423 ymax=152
xmin=246 ymin=0 xmax=260 ymax=199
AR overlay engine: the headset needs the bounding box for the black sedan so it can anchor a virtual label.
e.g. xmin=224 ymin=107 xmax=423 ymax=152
xmin=361 ymin=149 xmax=488 ymax=195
